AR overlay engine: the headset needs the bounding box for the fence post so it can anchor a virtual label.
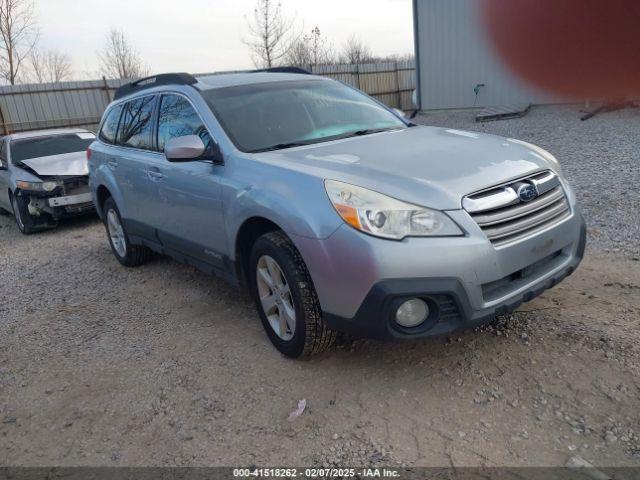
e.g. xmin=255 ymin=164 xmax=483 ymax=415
xmin=395 ymin=62 xmax=402 ymax=109
xmin=355 ymin=64 xmax=361 ymax=90
xmin=102 ymin=76 xmax=112 ymax=103
xmin=0 ymin=103 xmax=9 ymax=135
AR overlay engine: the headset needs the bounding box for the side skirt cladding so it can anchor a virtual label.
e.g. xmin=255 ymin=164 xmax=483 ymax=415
xmin=122 ymin=218 xmax=239 ymax=286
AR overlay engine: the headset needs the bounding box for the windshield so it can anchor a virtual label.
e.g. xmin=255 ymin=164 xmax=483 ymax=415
xmin=11 ymin=133 xmax=95 ymax=164
xmin=202 ymin=79 xmax=406 ymax=153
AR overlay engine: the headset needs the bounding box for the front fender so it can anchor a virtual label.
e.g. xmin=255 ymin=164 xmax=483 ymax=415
xmin=224 ymin=173 xmax=342 ymax=261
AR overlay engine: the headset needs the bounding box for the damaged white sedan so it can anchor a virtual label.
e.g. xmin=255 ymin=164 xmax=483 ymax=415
xmin=0 ymin=128 xmax=96 ymax=234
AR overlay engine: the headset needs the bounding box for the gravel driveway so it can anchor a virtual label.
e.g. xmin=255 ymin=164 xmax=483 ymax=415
xmin=1 ymin=105 xmax=639 ymax=468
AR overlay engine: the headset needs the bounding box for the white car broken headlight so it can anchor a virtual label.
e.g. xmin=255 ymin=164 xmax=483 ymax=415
xmin=16 ymin=180 xmax=59 ymax=192
xmin=324 ymin=179 xmax=463 ymax=240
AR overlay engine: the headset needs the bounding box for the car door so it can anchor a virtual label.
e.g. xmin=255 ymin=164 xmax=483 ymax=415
xmin=112 ymin=95 xmax=166 ymax=240
xmin=0 ymin=139 xmax=11 ymax=210
xmin=153 ymin=93 xmax=227 ymax=269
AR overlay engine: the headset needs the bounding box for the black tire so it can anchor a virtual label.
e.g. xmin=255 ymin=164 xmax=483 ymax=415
xmin=10 ymin=192 xmax=37 ymax=234
xmin=103 ymin=196 xmax=151 ymax=267
xmin=249 ymin=231 xmax=336 ymax=358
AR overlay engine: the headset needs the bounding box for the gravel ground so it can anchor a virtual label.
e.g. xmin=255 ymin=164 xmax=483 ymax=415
xmin=417 ymin=104 xmax=640 ymax=257
xmin=1 ymin=105 xmax=639 ymax=468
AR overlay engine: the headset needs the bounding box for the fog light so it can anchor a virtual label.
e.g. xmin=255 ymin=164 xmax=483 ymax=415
xmin=395 ymin=298 xmax=429 ymax=328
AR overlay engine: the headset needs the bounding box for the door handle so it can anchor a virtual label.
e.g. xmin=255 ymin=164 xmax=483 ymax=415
xmin=147 ymin=168 xmax=165 ymax=181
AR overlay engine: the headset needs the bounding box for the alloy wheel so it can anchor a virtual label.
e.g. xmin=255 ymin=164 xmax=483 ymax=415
xmin=106 ymin=208 xmax=127 ymax=257
xmin=256 ymin=255 xmax=296 ymax=341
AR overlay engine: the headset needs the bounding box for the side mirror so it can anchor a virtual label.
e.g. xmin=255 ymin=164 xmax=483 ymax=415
xmin=165 ymin=135 xmax=206 ymax=162
xmin=165 ymin=135 xmax=224 ymax=164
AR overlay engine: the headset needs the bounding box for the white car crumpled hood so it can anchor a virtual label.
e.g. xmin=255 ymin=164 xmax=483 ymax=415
xmin=20 ymin=151 xmax=88 ymax=176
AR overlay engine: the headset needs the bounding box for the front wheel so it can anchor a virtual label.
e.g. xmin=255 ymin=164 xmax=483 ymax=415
xmin=11 ymin=193 xmax=37 ymax=234
xmin=249 ymin=231 xmax=336 ymax=358
xmin=103 ymin=197 xmax=151 ymax=267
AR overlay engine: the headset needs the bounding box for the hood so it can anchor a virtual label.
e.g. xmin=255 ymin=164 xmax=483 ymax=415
xmin=20 ymin=151 xmax=88 ymax=177
xmin=254 ymin=126 xmax=556 ymax=210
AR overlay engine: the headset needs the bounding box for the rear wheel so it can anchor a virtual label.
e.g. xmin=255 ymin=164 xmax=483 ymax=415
xmin=249 ymin=231 xmax=336 ymax=358
xmin=103 ymin=197 xmax=151 ymax=267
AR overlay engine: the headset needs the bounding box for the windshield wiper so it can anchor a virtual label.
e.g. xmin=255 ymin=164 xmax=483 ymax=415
xmin=340 ymin=127 xmax=402 ymax=139
xmin=251 ymin=127 xmax=404 ymax=153
xmin=250 ymin=141 xmax=312 ymax=153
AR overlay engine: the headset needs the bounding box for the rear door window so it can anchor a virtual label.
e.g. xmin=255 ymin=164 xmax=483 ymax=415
xmin=99 ymin=104 xmax=123 ymax=144
xmin=117 ymin=95 xmax=157 ymax=150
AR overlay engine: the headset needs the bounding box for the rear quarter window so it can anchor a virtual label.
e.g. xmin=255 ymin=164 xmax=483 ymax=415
xmin=99 ymin=104 xmax=123 ymax=144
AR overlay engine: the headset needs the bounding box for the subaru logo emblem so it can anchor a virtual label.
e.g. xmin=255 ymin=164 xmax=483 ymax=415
xmin=517 ymin=183 xmax=538 ymax=202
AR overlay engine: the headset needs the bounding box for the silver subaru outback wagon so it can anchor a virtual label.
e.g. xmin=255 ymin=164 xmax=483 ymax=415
xmin=88 ymin=70 xmax=586 ymax=358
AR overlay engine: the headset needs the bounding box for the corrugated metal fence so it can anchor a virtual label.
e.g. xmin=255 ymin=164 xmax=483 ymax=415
xmin=0 ymin=61 xmax=416 ymax=135
xmin=310 ymin=61 xmax=416 ymax=112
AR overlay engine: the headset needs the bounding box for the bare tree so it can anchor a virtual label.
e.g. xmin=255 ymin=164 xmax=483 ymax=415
xmin=244 ymin=0 xmax=295 ymax=68
xmin=285 ymin=36 xmax=311 ymax=68
xmin=0 ymin=0 xmax=38 ymax=85
xmin=29 ymin=48 xmax=72 ymax=83
xmin=285 ymin=26 xmax=334 ymax=68
xmin=306 ymin=26 xmax=334 ymax=66
xmin=99 ymin=29 xmax=149 ymax=79
xmin=376 ymin=53 xmax=415 ymax=63
xmin=341 ymin=34 xmax=374 ymax=65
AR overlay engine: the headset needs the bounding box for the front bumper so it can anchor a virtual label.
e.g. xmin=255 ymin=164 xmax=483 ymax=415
xmin=292 ymin=202 xmax=586 ymax=341
xmin=17 ymin=187 xmax=94 ymax=223
xmin=323 ymin=227 xmax=584 ymax=340
xmin=48 ymin=192 xmax=93 ymax=208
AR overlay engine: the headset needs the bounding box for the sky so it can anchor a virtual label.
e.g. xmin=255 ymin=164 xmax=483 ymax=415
xmin=35 ymin=0 xmax=414 ymax=79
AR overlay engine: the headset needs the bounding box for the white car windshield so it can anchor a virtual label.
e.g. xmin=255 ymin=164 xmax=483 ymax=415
xmin=202 ymin=79 xmax=407 ymax=153
xmin=11 ymin=134 xmax=95 ymax=164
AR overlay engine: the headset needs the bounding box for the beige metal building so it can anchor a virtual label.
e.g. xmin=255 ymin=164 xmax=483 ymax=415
xmin=412 ymin=0 xmax=554 ymax=110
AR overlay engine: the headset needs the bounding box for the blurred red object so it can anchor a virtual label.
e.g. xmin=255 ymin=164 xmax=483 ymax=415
xmin=480 ymin=0 xmax=640 ymax=99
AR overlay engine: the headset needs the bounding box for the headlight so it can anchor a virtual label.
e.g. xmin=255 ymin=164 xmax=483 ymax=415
xmin=16 ymin=180 xmax=59 ymax=192
xmin=508 ymin=138 xmax=563 ymax=175
xmin=324 ymin=179 xmax=463 ymax=240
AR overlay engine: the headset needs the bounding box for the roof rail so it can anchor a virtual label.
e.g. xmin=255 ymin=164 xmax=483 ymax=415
xmin=254 ymin=66 xmax=311 ymax=75
xmin=113 ymin=73 xmax=198 ymax=100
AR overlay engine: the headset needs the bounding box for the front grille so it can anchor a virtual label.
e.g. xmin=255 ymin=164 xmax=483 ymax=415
xmin=482 ymin=249 xmax=567 ymax=302
xmin=62 ymin=177 xmax=90 ymax=196
xmin=463 ymin=171 xmax=571 ymax=246
xmin=64 ymin=202 xmax=94 ymax=214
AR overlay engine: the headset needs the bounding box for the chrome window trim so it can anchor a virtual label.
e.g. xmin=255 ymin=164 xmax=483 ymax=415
xmin=95 ymin=90 xmax=217 ymax=159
